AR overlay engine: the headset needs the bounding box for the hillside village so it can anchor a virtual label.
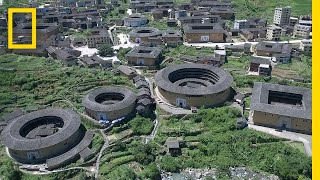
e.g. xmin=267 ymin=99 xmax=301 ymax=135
xmin=0 ymin=0 xmax=312 ymax=179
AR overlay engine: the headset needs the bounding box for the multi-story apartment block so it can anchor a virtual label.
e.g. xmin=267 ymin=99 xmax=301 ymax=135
xmin=266 ymin=25 xmax=282 ymax=41
xmin=273 ymin=6 xmax=291 ymax=26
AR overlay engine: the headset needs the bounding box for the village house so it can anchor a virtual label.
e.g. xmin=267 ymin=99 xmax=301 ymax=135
xmin=162 ymin=30 xmax=183 ymax=47
xmin=249 ymin=57 xmax=272 ymax=76
xmin=79 ymin=55 xmax=113 ymax=68
xmin=124 ymin=14 xmax=148 ymax=27
xmin=266 ymin=25 xmax=282 ymax=41
xmin=234 ymin=20 xmax=248 ymax=29
xmin=117 ymin=65 xmax=137 ymax=79
xmin=47 ymin=46 xmax=78 ymax=66
xmin=300 ymin=39 xmax=312 ymax=56
xmin=87 ymin=28 xmax=112 ymax=48
xmin=165 ymin=137 xmax=182 ymax=156
xmin=126 ymin=46 xmax=162 ymax=66
xmin=13 ymin=23 xmax=59 ymax=43
xmin=209 ymin=7 xmax=235 ymax=20
xmin=255 ymin=41 xmax=292 ymax=63
xmin=180 ymin=55 xmax=223 ymax=66
xmin=183 ymin=23 xmax=226 ymax=43
xmin=293 ymin=24 xmax=311 ymax=38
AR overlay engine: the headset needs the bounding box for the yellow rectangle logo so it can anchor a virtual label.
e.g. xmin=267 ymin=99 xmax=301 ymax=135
xmin=8 ymin=8 xmax=37 ymax=49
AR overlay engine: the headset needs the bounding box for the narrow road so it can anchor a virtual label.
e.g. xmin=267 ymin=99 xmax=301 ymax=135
xmin=248 ymin=124 xmax=312 ymax=156
xmin=94 ymin=126 xmax=112 ymax=179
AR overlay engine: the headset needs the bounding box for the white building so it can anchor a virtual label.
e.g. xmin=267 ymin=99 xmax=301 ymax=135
xmin=300 ymin=39 xmax=312 ymax=56
xmin=274 ymin=6 xmax=291 ymax=27
xmin=234 ymin=20 xmax=247 ymax=29
xmin=266 ymin=25 xmax=282 ymax=41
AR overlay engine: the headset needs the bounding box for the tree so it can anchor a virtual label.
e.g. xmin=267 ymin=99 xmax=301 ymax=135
xmin=141 ymin=163 xmax=161 ymax=180
xmin=160 ymin=155 xmax=180 ymax=172
xmin=98 ymin=44 xmax=114 ymax=57
xmin=131 ymin=143 xmax=155 ymax=165
xmin=129 ymin=116 xmax=154 ymax=135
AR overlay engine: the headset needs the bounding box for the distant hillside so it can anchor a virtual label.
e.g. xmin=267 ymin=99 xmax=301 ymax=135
xmin=233 ymin=0 xmax=312 ymax=21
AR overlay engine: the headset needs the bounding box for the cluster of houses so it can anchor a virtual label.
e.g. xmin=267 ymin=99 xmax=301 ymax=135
xmin=133 ymin=75 xmax=156 ymax=117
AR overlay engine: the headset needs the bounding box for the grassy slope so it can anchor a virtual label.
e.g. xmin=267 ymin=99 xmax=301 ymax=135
xmin=0 ymin=54 xmax=132 ymax=116
xmin=155 ymin=107 xmax=312 ymax=179
xmin=174 ymin=0 xmax=311 ymax=21
xmin=233 ymin=0 xmax=312 ymax=21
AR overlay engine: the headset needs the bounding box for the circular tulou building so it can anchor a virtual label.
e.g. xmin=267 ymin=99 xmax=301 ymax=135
xmin=129 ymin=27 xmax=162 ymax=43
xmin=154 ymin=63 xmax=233 ymax=108
xmin=1 ymin=108 xmax=83 ymax=164
xmin=82 ymin=86 xmax=137 ymax=121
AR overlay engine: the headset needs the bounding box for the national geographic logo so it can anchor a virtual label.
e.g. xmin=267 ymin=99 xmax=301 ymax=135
xmin=8 ymin=8 xmax=37 ymax=49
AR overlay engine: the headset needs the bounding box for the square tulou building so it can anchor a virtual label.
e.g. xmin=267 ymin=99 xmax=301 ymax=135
xmin=250 ymin=82 xmax=311 ymax=134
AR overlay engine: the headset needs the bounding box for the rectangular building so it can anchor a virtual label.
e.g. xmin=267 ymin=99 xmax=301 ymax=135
xmin=234 ymin=20 xmax=247 ymax=29
xmin=183 ymin=23 xmax=226 ymax=43
xmin=126 ymin=46 xmax=162 ymax=66
xmin=266 ymin=25 xmax=282 ymax=41
xmin=273 ymin=6 xmax=291 ymax=26
xmin=250 ymin=82 xmax=311 ymax=135
xmin=293 ymin=24 xmax=311 ymax=38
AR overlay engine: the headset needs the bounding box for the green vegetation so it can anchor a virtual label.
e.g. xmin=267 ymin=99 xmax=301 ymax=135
xmin=155 ymin=107 xmax=312 ymax=179
xmin=102 ymin=0 xmax=129 ymax=23
xmin=129 ymin=116 xmax=154 ymax=135
xmin=91 ymin=133 xmax=105 ymax=154
xmin=98 ymin=44 xmax=114 ymax=57
xmin=104 ymin=165 xmax=137 ymax=180
xmin=233 ymin=0 xmax=311 ymax=21
xmin=116 ymin=47 xmax=132 ymax=64
xmin=162 ymin=45 xmax=216 ymax=68
xmin=275 ymin=56 xmax=312 ymax=82
xmin=146 ymin=15 xmax=180 ymax=31
xmin=0 ymin=54 xmax=133 ymax=117
xmin=141 ymin=163 xmax=161 ymax=180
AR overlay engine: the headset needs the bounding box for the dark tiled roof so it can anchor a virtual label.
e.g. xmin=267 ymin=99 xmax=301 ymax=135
xmin=129 ymin=27 xmax=162 ymax=38
xmin=1 ymin=108 xmax=81 ymax=151
xmin=154 ymin=63 xmax=233 ymax=96
xmin=126 ymin=46 xmax=161 ymax=58
xmin=82 ymin=86 xmax=137 ymax=112
xmin=256 ymin=41 xmax=292 ymax=54
xmin=250 ymin=82 xmax=311 ymax=120
xmin=183 ymin=23 xmax=225 ymax=33
xmin=250 ymin=57 xmax=271 ymax=65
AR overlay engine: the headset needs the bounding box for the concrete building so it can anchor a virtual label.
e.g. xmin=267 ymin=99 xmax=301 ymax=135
xmin=300 ymin=39 xmax=312 ymax=56
xmin=87 ymin=28 xmax=112 ymax=48
xmin=126 ymin=46 xmax=162 ymax=66
xmin=249 ymin=57 xmax=272 ymax=76
xmin=255 ymin=42 xmax=292 ymax=63
xmin=183 ymin=23 xmax=226 ymax=43
xmin=273 ymin=6 xmax=291 ymax=27
xmin=83 ymin=86 xmax=137 ymax=121
xmin=293 ymin=24 xmax=311 ymax=38
xmin=289 ymin=17 xmax=299 ymax=27
xmin=124 ymin=14 xmax=148 ymax=27
xmin=154 ymin=63 xmax=233 ymax=108
xmin=250 ymin=82 xmax=311 ymax=135
xmin=0 ymin=108 xmax=94 ymax=170
xmin=234 ymin=20 xmax=247 ymax=30
xmin=266 ymin=25 xmax=282 ymax=41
